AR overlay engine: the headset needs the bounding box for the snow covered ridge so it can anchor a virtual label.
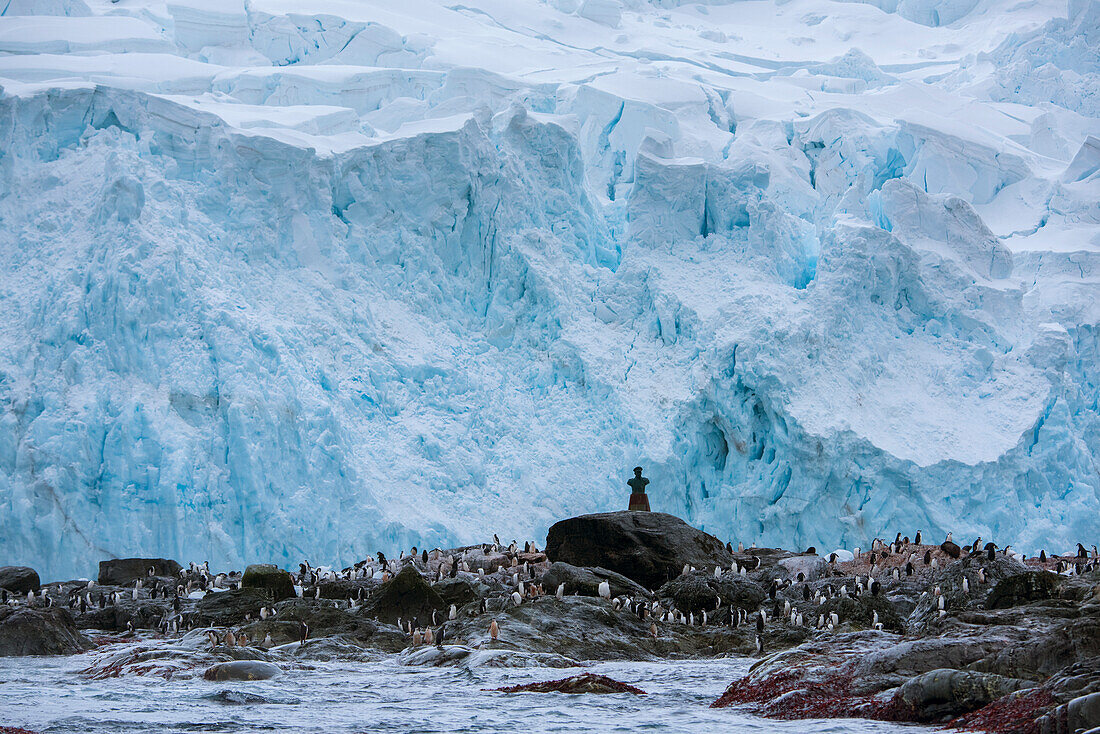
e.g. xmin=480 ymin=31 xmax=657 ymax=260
xmin=0 ymin=0 xmax=1097 ymax=581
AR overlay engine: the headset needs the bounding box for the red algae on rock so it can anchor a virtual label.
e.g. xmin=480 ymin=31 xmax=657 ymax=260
xmin=949 ymin=688 xmax=1053 ymax=734
xmin=496 ymin=673 xmax=646 ymax=695
xmin=0 ymin=727 xmax=41 ymax=734
xmin=711 ymin=669 xmax=893 ymax=720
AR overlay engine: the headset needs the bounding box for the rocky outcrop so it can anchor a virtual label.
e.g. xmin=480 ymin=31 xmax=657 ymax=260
xmin=0 ymin=567 xmax=40 ymax=594
xmin=1036 ymin=691 xmax=1100 ymax=734
xmin=192 ymin=588 xmax=272 ymax=627
xmin=360 ymin=565 xmax=445 ymax=624
xmin=657 ymin=570 xmax=765 ymax=615
xmin=0 ymin=606 xmax=91 ymax=656
xmin=241 ymin=564 xmax=295 ymax=602
xmin=986 ymin=571 xmax=1062 ymax=609
xmin=891 ymin=668 xmax=1035 ymax=722
xmin=545 ymin=512 xmax=733 ymax=589
xmin=541 ymin=562 xmax=650 ymax=600
xmin=98 ymin=558 xmax=182 ymax=586
xmin=497 ymin=672 xmax=646 ymax=694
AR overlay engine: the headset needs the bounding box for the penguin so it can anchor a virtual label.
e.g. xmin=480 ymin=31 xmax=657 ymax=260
xmin=556 ymin=584 xmax=565 ymax=601
xmin=449 ymin=560 xmax=458 ymax=579
xmin=511 ymin=591 xmax=522 ymax=606
xmin=488 ymin=619 xmax=499 ymax=641
xmin=423 ymin=627 xmax=434 ymax=645
xmin=412 ymin=629 xmax=423 ymax=646
xmin=298 ymin=621 xmax=309 ymax=643
xmin=1040 ymin=550 xmax=1048 ymax=563
xmin=987 ymin=546 xmax=996 ymax=562
xmin=905 ymin=562 xmax=914 ymax=577
xmin=1078 ymin=543 xmax=1089 ymax=559
xmin=962 ymin=577 xmax=970 ymax=594
xmin=598 ymin=581 xmax=611 ymax=600
xmin=756 ymin=612 xmax=765 ymax=633
xmin=802 ymin=585 xmax=811 ymax=602
xmin=754 ymin=635 xmax=763 ymax=654
xmin=650 ymin=622 xmax=658 ymax=638
xmin=871 ymin=581 xmax=881 ymax=597
xmin=923 ymin=550 xmax=932 ymax=565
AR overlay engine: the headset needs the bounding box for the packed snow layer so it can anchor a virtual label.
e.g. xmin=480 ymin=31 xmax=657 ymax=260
xmin=0 ymin=0 xmax=1097 ymax=581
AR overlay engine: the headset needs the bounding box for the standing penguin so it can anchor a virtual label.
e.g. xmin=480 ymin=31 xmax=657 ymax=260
xmin=488 ymin=619 xmax=499 ymax=641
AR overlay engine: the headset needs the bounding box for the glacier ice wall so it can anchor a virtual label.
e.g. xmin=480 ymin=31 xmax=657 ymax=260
xmin=0 ymin=0 xmax=1097 ymax=580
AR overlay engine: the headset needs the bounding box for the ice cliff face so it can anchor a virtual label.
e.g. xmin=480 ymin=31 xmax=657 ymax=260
xmin=0 ymin=0 xmax=1097 ymax=581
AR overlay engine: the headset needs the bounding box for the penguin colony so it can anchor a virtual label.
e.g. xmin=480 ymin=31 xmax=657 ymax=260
xmin=5 ymin=534 xmax=1096 ymax=655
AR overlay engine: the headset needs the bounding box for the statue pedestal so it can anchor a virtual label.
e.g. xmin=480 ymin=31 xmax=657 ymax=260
xmin=628 ymin=492 xmax=650 ymax=512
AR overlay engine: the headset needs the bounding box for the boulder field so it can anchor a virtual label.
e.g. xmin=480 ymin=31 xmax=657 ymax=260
xmin=1 ymin=512 xmax=1098 ymax=733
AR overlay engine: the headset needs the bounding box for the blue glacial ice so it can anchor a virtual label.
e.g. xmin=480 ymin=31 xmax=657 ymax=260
xmin=0 ymin=0 xmax=1097 ymax=581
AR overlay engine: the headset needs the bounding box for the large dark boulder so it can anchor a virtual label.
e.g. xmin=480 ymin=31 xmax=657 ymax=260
xmin=241 ymin=564 xmax=295 ymax=602
xmin=0 ymin=606 xmax=91 ymax=656
xmin=0 ymin=566 xmax=40 ymax=594
xmin=361 ymin=565 xmax=444 ymax=624
xmin=987 ymin=571 xmax=1062 ymax=609
xmin=891 ymin=669 xmax=1035 ymax=722
xmin=98 ymin=558 xmax=182 ymax=586
xmin=545 ymin=512 xmax=733 ymax=590
xmin=541 ymin=562 xmax=650 ymax=600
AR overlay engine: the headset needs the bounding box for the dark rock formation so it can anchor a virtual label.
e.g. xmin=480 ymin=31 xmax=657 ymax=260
xmin=545 ymin=511 xmax=733 ymax=589
xmin=890 ymin=668 xmax=1035 ymax=722
xmin=432 ymin=577 xmax=480 ymax=608
xmin=1036 ymin=690 xmax=1100 ymax=734
xmin=192 ymin=588 xmax=272 ymax=626
xmin=0 ymin=567 xmax=40 ymax=594
xmin=241 ymin=564 xmax=295 ymax=602
xmin=203 ymin=660 xmax=281 ymax=681
xmin=0 ymin=606 xmax=91 ymax=656
xmin=541 ymin=562 xmax=650 ymax=600
xmin=657 ymin=570 xmax=765 ymax=616
xmin=360 ymin=565 xmax=444 ymax=624
xmin=986 ymin=571 xmax=1062 ymax=609
xmin=497 ymin=672 xmax=646 ymax=694
xmin=98 ymin=558 xmax=182 ymax=586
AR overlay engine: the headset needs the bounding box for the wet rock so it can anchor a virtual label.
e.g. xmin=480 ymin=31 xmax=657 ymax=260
xmin=241 ymin=564 xmax=295 ymax=602
xmin=0 ymin=566 xmax=40 ymax=594
xmin=545 ymin=511 xmax=733 ymax=590
xmin=360 ymin=565 xmax=444 ymax=624
xmin=987 ymin=571 xmax=1062 ymax=609
xmin=202 ymin=660 xmax=281 ymax=681
xmin=890 ymin=668 xmax=1035 ymax=722
xmin=1037 ymin=691 xmax=1100 ymax=734
xmin=541 ymin=562 xmax=650 ymax=600
xmin=98 ymin=558 xmax=182 ymax=586
xmin=402 ymin=644 xmax=577 ymax=668
xmin=0 ymin=606 xmax=91 ymax=656
xmin=497 ymin=672 xmax=646 ymax=694
xmin=657 ymin=570 xmax=765 ymax=615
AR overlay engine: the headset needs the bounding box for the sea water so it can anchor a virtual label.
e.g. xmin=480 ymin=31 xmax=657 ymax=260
xmin=0 ymin=646 xmax=931 ymax=733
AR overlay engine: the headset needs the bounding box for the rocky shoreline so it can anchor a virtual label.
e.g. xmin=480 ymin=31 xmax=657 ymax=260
xmin=2 ymin=511 xmax=1098 ymax=734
